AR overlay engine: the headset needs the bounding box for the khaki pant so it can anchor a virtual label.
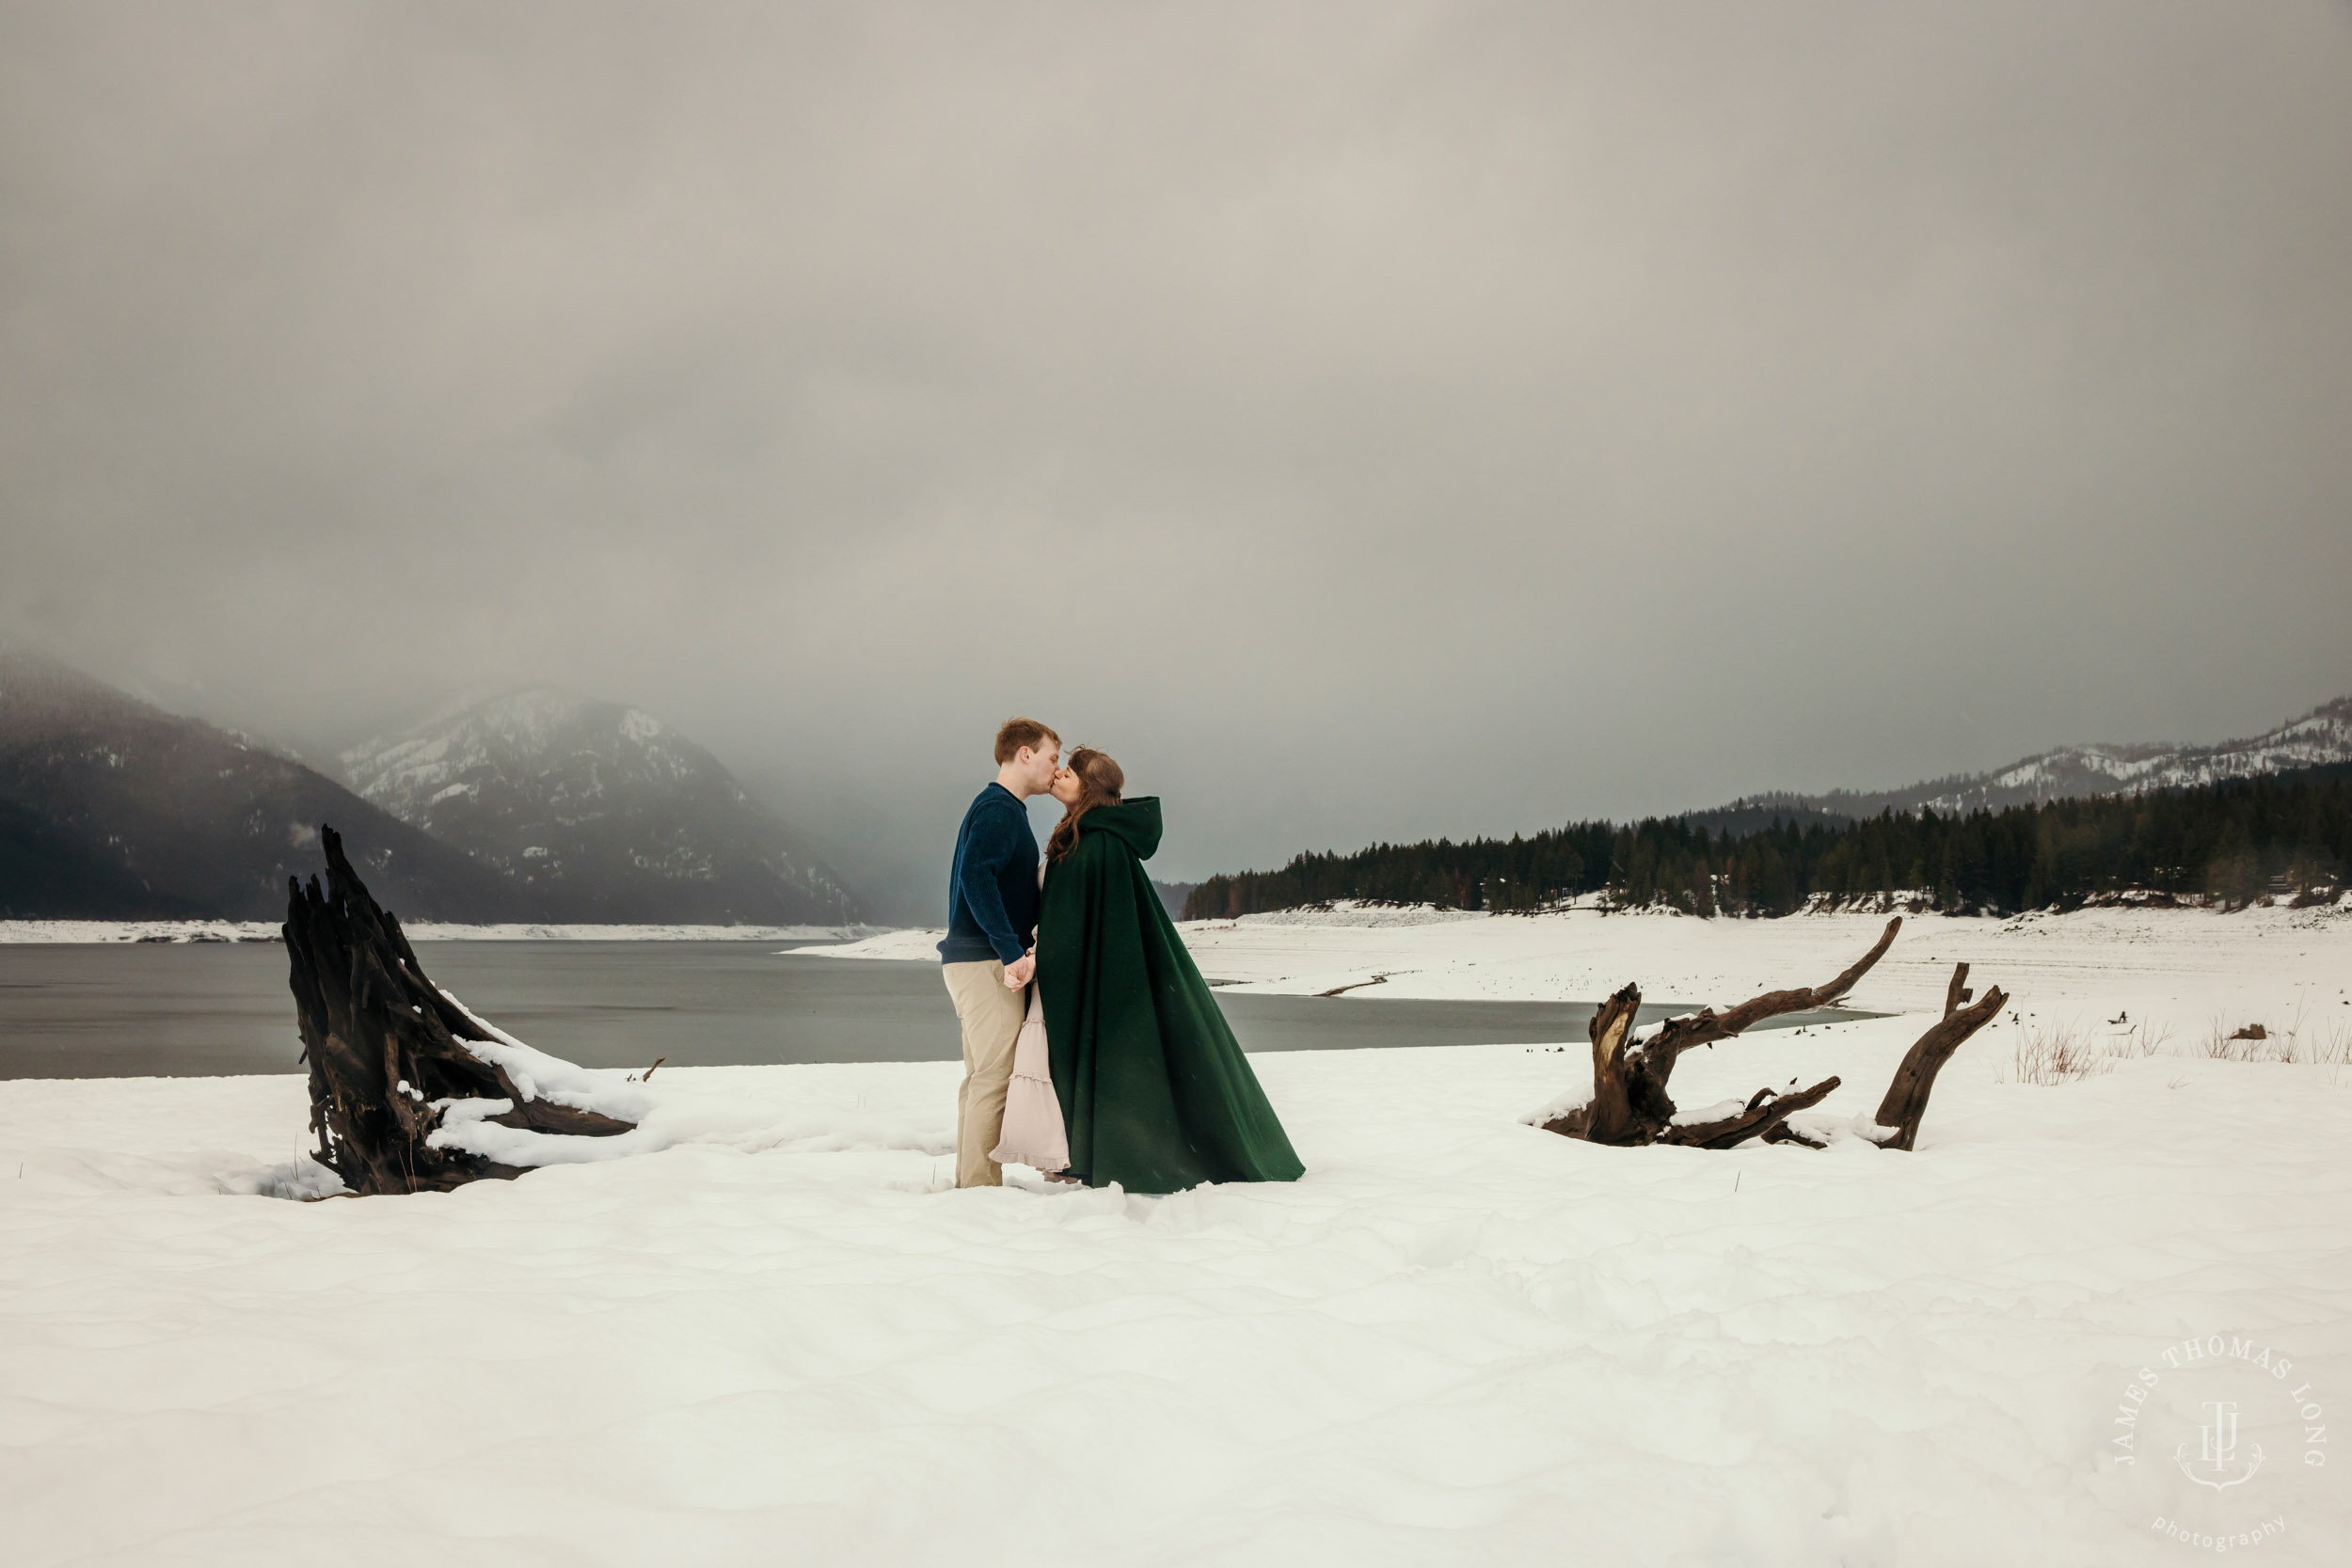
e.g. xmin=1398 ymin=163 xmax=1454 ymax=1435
xmin=942 ymin=959 xmax=1025 ymax=1188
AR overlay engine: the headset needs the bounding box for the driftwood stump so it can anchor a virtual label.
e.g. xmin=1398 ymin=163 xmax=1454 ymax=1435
xmin=1538 ymin=916 xmax=2005 ymax=1152
xmin=284 ymin=824 xmax=635 ymax=1195
xmin=1870 ymin=960 xmax=2007 ymax=1150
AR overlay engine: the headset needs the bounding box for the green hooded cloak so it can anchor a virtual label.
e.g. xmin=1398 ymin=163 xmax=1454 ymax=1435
xmin=1038 ymin=797 xmax=1304 ymax=1194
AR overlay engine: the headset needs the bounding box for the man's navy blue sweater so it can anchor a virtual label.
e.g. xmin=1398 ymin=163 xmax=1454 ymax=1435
xmin=938 ymin=782 xmax=1041 ymax=965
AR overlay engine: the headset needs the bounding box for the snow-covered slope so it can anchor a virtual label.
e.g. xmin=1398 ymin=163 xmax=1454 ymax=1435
xmin=341 ymin=689 xmax=863 ymax=925
xmin=1706 ymin=693 xmax=2352 ymax=826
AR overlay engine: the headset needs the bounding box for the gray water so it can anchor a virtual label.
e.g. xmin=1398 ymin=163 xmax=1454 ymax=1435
xmin=0 ymin=941 xmax=1864 ymax=1080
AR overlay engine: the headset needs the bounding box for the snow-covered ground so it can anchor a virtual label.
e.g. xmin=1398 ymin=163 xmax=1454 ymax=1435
xmin=0 ymin=920 xmax=877 ymax=943
xmin=809 ymin=900 xmax=2352 ymax=1042
xmin=5 ymin=906 xmax=2349 ymax=1563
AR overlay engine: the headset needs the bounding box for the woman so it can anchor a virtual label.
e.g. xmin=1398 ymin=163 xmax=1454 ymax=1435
xmin=1033 ymin=747 xmax=1304 ymax=1194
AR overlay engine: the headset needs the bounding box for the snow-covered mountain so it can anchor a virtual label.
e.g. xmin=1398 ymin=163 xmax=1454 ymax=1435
xmin=1699 ymin=694 xmax=2352 ymax=829
xmin=341 ymin=689 xmax=863 ymax=925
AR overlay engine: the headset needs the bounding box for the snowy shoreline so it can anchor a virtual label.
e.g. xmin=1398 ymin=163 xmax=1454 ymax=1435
xmin=801 ymin=900 xmax=2352 ymax=1037
xmin=3 ymin=904 xmax=2347 ymax=1562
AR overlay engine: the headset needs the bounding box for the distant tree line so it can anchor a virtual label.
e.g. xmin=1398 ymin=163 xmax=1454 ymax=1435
xmin=1181 ymin=765 xmax=2352 ymax=920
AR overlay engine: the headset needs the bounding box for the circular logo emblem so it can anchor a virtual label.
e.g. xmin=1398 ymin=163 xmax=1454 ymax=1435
xmin=2110 ymin=1334 xmax=2328 ymax=1552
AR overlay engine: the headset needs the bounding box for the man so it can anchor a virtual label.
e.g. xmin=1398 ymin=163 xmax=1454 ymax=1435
xmin=939 ymin=716 xmax=1060 ymax=1188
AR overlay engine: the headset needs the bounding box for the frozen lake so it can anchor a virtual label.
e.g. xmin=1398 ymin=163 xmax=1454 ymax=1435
xmin=0 ymin=938 xmax=1867 ymax=1080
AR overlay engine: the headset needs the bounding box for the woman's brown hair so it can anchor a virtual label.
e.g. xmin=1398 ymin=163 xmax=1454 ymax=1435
xmin=1045 ymin=747 xmax=1124 ymax=863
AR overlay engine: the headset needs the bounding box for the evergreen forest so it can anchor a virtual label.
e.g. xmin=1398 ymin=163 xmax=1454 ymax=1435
xmin=1181 ymin=764 xmax=2352 ymax=921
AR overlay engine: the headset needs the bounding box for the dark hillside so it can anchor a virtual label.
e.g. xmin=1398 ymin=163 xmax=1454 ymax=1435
xmin=0 ymin=650 xmax=527 ymax=921
xmin=0 ymin=797 xmax=216 ymax=918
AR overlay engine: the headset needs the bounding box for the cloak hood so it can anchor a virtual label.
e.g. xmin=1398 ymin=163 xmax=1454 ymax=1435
xmin=1076 ymin=797 xmax=1162 ymax=861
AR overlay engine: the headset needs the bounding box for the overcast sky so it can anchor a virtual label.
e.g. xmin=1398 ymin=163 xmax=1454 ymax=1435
xmin=5 ymin=1 xmax=2349 ymax=920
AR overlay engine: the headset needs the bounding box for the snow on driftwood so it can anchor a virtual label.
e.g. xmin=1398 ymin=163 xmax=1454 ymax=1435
xmin=283 ymin=826 xmax=652 ymax=1194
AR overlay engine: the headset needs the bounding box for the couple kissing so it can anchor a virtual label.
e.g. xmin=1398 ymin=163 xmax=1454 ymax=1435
xmin=938 ymin=718 xmax=1305 ymax=1195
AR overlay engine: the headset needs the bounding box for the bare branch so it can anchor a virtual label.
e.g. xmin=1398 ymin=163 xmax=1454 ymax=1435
xmin=1812 ymin=915 xmax=1903 ymax=1008
xmin=1637 ymin=916 xmax=1900 ymax=1067
xmin=1661 ymin=1076 xmax=1840 ymax=1150
xmin=1871 ymin=974 xmax=2007 ymax=1151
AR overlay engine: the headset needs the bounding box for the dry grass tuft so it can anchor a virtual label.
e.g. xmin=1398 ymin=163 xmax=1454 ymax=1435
xmin=2107 ymin=1021 xmax=2172 ymax=1060
xmin=2012 ymin=1022 xmax=2112 ymax=1085
xmin=2202 ymin=1018 xmax=2263 ymax=1061
xmin=2201 ymin=997 xmax=2352 ymax=1066
xmin=1999 ymin=1006 xmax=2351 ymax=1085
xmin=2005 ymin=1017 xmax=2175 ymax=1085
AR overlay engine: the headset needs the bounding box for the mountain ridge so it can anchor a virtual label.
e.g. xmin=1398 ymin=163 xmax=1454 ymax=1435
xmin=340 ymin=688 xmax=864 ymax=925
xmin=1688 ymin=694 xmax=2352 ymax=832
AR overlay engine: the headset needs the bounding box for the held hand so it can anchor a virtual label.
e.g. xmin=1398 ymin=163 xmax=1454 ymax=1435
xmin=1003 ymin=953 xmax=1037 ymax=989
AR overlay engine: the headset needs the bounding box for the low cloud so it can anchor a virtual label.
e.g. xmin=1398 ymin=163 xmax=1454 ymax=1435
xmin=5 ymin=2 xmax=2348 ymax=918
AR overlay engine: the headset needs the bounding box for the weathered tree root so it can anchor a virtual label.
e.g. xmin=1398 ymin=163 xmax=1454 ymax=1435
xmin=1868 ymin=960 xmax=2007 ymax=1150
xmin=1538 ymin=916 xmax=2005 ymax=1151
xmin=284 ymin=825 xmax=636 ymax=1195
